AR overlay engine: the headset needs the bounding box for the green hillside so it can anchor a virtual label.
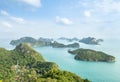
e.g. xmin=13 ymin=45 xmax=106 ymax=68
xmin=0 ymin=43 xmax=89 ymax=82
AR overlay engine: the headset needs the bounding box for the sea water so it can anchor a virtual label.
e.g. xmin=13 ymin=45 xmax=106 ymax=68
xmin=0 ymin=39 xmax=120 ymax=82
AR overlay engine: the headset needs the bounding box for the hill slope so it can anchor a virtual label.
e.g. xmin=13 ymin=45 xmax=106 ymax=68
xmin=0 ymin=43 xmax=89 ymax=82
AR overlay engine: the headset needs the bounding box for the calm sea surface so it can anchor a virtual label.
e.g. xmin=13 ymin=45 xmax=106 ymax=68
xmin=0 ymin=38 xmax=120 ymax=82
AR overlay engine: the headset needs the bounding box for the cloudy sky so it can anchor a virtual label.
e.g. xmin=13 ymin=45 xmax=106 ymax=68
xmin=0 ymin=0 xmax=120 ymax=39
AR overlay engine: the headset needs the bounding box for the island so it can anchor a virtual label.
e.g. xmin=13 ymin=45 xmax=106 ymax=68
xmin=79 ymin=37 xmax=103 ymax=45
xmin=10 ymin=37 xmax=53 ymax=47
xmin=51 ymin=41 xmax=80 ymax=48
xmin=38 ymin=37 xmax=53 ymax=46
xmin=58 ymin=37 xmax=79 ymax=42
xmin=58 ymin=37 xmax=104 ymax=45
xmin=68 ymin=48 xmax=115 ymax=62
xmin=0 ymin=43 xmax=90 ymax=82
xmin=10 ymin=37 xmax=80 ymax=48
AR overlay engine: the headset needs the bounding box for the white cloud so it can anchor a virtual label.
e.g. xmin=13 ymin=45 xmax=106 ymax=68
xmin=0 ymin=10 xmax=9 ymax=16
xmin=10 ymin=16 xmax=26 ymax=24
xmin=2 ymin=21 xmax=12 ymax=28
xmin=56 ymin=16 xmax=73 ymax=25
xmin=1 ymin=10 xmax=27 ymax=24
xmin=21 ymin=0 xmax=41 ymax=8
xmin=84 ymin=10 xmax=91 ymax=18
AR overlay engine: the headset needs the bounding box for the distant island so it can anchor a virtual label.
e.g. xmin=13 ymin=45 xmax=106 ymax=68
xmin=51 ymin=41 xmax=79 ymax=48
xmin=10 ymin=37 xmax=80 ymax=48
xmin=10 ymin=37 xmax=53 ymax=47
xmin=79 ymin=37 xmax=103 ymax=45
xmin=0 ymin=43 xmax=89 ymax=82
xmin=10 ymin=36 xmax=103 ymax=48
xmin=58 ymin=37 xmax=79 ymax=42
xmin=68 ymin=48 xmax=115 ymax=62
xmin=58 ymin=37 xmax=103 ymax=45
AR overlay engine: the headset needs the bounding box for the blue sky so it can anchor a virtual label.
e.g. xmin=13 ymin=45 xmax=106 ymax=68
xmin=0 ymin=0 xmax=120 ymax=39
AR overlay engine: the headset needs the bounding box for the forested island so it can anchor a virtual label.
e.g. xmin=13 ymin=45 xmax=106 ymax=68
xmin=79 ymin=37 xmax=103 ymax=45
xmin=10 ymin=37 xmax=52 ymax=47
xmin=10 ymin=37 xmax=80 ymax=48
xmin=51 ymin=41 xmax=79 ymax=48
xmin=10 ymin=36 xmax=104 ymax=47
xmin=0 ymin=43 xmax=89 ymax=82
xmin=68 ymin=48 xmax=115 ymax=62
xmin=58 ymin=37 xmax=103 ymax=45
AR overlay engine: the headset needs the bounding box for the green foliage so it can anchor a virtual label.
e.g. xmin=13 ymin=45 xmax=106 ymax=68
xmin=43 ymin=70 xmax=85 ymax=82
xmin=0 ymin=43 xmax=89 ymax=82
xmin=84 ymin=79 xmax=90 ymax=82
xmin=68 ymin=48 xmax=115 ymax=62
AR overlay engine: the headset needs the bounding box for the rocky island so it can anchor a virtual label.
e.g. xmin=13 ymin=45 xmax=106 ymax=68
xmin=58 ymin=37 xmax=104 ymax=45
xmin=51 ymin=41 xmax=80 ymax=48
xmin=10 ymin=37 xmax=53 ymax=47
xmin=0 ymin=43 xmax=89 ymax=82
xmin=38 ymin=37 xmax=53 ymax=46
xmin=79 ymin=37 xmax=103 ymax=45
xmin=68 ymin=48 xmax=115 ymax=62
xmin=10 ymin=37 xmax=80 ymax=48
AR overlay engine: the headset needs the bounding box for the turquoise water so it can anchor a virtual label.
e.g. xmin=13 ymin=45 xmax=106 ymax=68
xmin=0 ymin=39 xmax=120 ymax=82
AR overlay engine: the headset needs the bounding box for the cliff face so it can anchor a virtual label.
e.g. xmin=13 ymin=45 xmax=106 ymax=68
xmin=0 ymin=43 xmax=89 ymax=82
xmin=68 ymin=48 xmax=115 ymax=62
